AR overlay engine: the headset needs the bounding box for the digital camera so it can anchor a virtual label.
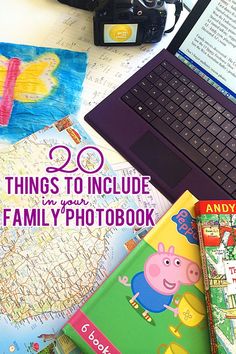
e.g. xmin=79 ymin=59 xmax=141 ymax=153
xmin=95 ymin=0 xmax=170 ymax=46
xmin=58 ymin=0 xmax=183 ymax=46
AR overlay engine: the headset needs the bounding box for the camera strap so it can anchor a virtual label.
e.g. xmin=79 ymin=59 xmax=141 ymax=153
xmin=164 ymin=0 xmax=183 ymax=34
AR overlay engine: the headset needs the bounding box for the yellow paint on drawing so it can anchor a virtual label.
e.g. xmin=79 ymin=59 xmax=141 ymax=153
xmin=0 ymin=53 xmax=60 ymax=102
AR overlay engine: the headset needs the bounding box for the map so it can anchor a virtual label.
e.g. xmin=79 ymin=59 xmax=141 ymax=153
xmin=0 ymin=117 xmax=140 ymax=354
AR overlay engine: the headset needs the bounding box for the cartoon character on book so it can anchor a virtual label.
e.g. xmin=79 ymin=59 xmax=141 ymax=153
xmin=119 ymin=242 xmax=202 ymax=323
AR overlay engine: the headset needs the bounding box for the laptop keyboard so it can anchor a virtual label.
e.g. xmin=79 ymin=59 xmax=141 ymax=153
xmin=122 ymin=60 xmax=236 ymax=197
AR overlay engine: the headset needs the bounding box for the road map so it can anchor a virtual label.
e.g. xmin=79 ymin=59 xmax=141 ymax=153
xmin=0 ymin=117 xmax=142 ymax=354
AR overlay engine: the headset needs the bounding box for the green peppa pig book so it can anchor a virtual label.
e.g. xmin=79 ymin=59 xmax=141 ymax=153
xmin=63 ymin=191 xmax=211 ymax=354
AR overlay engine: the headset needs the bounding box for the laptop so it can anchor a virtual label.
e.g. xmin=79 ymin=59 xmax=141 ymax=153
xmin=85 ymin=0 xmax=236 ymax=202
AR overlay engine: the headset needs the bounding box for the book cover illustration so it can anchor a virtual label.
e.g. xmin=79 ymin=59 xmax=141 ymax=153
xmin=196 ymin=201 xmax=236 ymax=354
xmin=63 ymin=191 xmax=211 ymax=354
xmin=0 ymin=116 xmax=145 ymax=353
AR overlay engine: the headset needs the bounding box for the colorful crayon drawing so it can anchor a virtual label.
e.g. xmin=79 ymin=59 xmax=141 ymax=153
xmin=0 ymin=42 xmax=87 ymax=143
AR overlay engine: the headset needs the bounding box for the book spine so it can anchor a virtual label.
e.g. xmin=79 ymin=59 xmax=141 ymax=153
xmin=196 ymin=217 xmax=218 ymax=354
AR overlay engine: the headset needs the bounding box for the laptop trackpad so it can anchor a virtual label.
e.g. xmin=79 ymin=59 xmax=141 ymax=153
xmin=130 ymin=131 xmax=191 ymax=188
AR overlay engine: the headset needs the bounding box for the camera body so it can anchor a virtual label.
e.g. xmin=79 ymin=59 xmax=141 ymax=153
xmin=94 ymin=0 xmax=168 ymax=46
xmin=58 ymin=0 xmax=182 ymax=46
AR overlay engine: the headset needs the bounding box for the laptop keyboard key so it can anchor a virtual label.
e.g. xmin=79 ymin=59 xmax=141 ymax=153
xmin=155 ymin=78 xmax=168 ymax=90
xmin=163 ymin=86 xmax=176 ymax=98
xmin=171 ymin=68 xmax=181 ymax=78
xmin=161 ymin=61 xmax=173 ymax=71
xmin=180 ymin=100 xmax=194 ymax=113
xmin=160 ymin=70 xmax=174 ymax=82
xmin=145 ymin=97 xmax=158 ymax=109
xmin=223 ymin=110 xmax=234 ymax=120
xmin=122 ymin=92 xmax=139 ymax=107
xmin=222 ymin=121 xmax=234 ymax=133
xmin=179 ymin=75 xmax=190 ymax=85
xmin=166 ymin=101 xmax=178 ymax=114
xmin=221 ymin=148 xmax=234 ymax=162
xmin=157 ymin=94 xmax=170 ymax=106
xmin=231 ymin=157 xmax=236 ymax=168
xmin=171 ymin=120 xmax=184 ymax=133
xmin=207 ymin=123 xmax=221 ymax=135
xmin=178 ymin=84 xmax=190 ymax=95
xmin=180 ymin=127 xmax=194 ymax=141
xmin=202 ymin=132 xmax=215 ymax=144
xmin=149 ymin=87 xmax=162 ymax=99
xmin=183 ymin=117 xmax=197 ymax=129
xmin=205 ymin=96 xmax=216 ymax=106
xmin=161 ymin=112 xmax=175 ymax=125
xmin=208 ymin=151 xmax=222 ymax=166
xmin=187 ymin=82 xmax=198 ymax=92
xmin=142 ymin=110 xmax=156 ymax=123
xmin=153 ymin=65 xmax=166 ymax=75
xmin=150 ymin=118 xmax=207 ymax=167
xmin=231 ymin=128 xmax=236 ymax=139
xmin=196 ymin=89 xmax=207 ymax=98
xmin=212 ymin=170 xmax=227 ymax=184
xmin=189 ymin=107 xmax=202 ymax=120
xmin=189 ymin=135 xmax=203 ymax=149
xmin=217 ymin=131 xmax=231 ymax=144
xmin=186 ymin=92 xmax=198 ymax=103
xmin=218 ymin=160 xmax=232 ymax=174
xmin=229 ymin=169 xmax=236 ymax=182
xmin=202 ymin=162 xmax=217 ymax=176
xmin=227 ymin=138 xmax=236 ymax=152
xmin=146 ymin=71 xmax=158 ymax=83
xmin=203 ymin=105 xmax=217 ymax=118
xmin=194 ymin=98 xmax=208 ymax=110
xmin=192 ymin=124 xmax=206 ymax=137
xmin=172 ymin=93 xmax=185 ymax=104
xmin=153 ymin=105 xmax=167 ymax=117
xmin=139 ymin=78 xmax=153 ymax=92
xmin=169 ymin=78 xmax=182 ymax=89
xmin=212 ymin=112 xmax=226 ymax=125
xmin=211 ymin=140 xmax=225 ymax=154
xmin=131 ymin=86 xmax=149 ymax=101
xmin=174 ymin=108 xmax=188 ymax=121
xmin=198 ymin=143 xmax=212 ymax=157
xmin=214 ymin=103 xmax=225 ymax=113
xmin=222 ymin=179 xmax=236 ymax=194
xmin=199 ymin=115 xmax=211 ymax=128
xmin=134 ymin=103 xmax=147 ymax=115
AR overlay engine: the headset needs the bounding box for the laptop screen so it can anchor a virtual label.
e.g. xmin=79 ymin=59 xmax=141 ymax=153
xmin=175 ymin=0 xmax=236 ymax=104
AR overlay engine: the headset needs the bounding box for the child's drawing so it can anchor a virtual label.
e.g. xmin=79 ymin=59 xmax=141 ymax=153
xmin=0 ymin=42 xmax=87 ymax=143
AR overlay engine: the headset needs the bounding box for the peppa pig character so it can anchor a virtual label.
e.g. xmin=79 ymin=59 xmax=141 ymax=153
xmin=118 ymin=242 xmax=200 ymax=322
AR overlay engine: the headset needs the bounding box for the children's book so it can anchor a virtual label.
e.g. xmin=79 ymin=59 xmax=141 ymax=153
xmin=195 ymin=201 xmax=236 ymax=354
xmin=63 ymin=191 xmax=211 ymax=354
